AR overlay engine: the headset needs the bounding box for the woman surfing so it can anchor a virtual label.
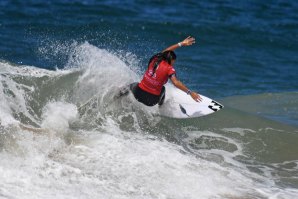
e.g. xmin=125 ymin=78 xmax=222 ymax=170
xmin=130 ymin=36 xmax=202 ymax=106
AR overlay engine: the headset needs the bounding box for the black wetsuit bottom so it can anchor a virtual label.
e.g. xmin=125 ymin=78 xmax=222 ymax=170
xmin=130 ymin=82 xmax=165 ymax=106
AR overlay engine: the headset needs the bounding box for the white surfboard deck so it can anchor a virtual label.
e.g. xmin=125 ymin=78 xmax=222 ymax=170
xmin=158 ymin=86 xmax=223 ymax=119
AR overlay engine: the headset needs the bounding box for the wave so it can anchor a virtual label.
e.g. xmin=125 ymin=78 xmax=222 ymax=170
xmin=1 ymin=42 xmax=298 ymax=198
xmin=222 ymin=92 xmax=298 ymax=127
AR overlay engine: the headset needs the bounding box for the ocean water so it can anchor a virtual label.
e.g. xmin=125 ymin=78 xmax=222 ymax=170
xmin=0 ymin=1 xmax=298 ymax=198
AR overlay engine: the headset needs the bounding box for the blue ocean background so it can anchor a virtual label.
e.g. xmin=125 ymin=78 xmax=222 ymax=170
xmin=0 ymin=1 xmax=298 ymax=198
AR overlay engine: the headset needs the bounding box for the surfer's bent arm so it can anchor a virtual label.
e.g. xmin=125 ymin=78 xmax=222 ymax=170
xmin=162 ymin=36 xmax=196 ymax=52
xmin=170 ymin=75 xmax=202 ymax=102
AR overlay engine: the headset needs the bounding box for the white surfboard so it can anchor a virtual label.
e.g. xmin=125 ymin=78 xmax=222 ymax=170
xmin=158 ymin=86 xmax=223 ymax=119
xmin=78 ymin=84 xmax=223 ymax=119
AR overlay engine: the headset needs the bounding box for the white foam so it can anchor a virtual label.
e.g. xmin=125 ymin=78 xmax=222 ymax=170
xmin=41 ymin=101 xmax=78 ymax=131
xmin=3 ymin=124 xmax=296 ymax=198
xmin=0 ymin=81 xmax=17 ymax=126
xmin=0 ymin=129 xmax=251 ymax=198
xmin=0 ymin=61 xmax=61 ymax=77
xmin=222 ymin=127 xmax=256 ymax=136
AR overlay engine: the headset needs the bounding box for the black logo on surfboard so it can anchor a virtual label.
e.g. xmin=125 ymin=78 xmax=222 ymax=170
xmin=208 ymin=100 xmax=223 ymax=112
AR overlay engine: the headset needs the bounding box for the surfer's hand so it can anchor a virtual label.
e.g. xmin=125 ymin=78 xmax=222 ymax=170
xmin=191 ymin=92 xmax=202 ymax=102
xmin=181 ymin=36 xmax=195 ymax=46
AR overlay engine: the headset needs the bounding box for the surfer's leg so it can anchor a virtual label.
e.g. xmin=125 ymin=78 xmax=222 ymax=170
xmin=158 ymin=86 xmax=166 ymax=106
xmin=130 ymin=83 xmax=159 ymax=106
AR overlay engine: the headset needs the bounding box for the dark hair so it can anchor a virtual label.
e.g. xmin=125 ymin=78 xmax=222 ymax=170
xmin=149 ymin=51 xmax=176 ymax=76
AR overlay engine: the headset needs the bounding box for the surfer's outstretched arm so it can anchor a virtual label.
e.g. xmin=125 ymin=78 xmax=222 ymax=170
xmin=162 ymin=36 xmax=195 ymax=52
xmin=170 ymin=75 xmax=202 ymax=102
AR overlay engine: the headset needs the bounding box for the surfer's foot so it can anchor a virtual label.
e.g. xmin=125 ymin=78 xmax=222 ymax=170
xmin=114 ymin=86 xmax=130 ymax=99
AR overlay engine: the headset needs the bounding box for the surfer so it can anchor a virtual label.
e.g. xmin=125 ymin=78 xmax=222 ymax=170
xmin=130 ymin=36 xmax=202 ymax=106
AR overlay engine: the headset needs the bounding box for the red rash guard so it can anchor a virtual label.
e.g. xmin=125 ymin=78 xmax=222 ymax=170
xmin=138 ymin=56 xmax=176 ymax=95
